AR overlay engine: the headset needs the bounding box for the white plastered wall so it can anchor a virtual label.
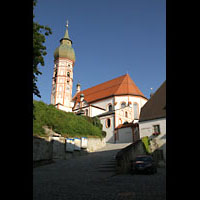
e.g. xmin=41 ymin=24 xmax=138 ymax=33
xmin=99 ymin=114 xmax=115 ymax=143
xmin=139 ymin=118 xmax=166 ymax=161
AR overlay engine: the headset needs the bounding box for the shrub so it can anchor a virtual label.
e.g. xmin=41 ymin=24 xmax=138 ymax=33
xmin=141 ymin=136 xmax=151 ymax=154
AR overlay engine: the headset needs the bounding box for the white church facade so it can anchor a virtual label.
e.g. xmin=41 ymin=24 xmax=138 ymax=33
xmin=51 ymin=23 xmax=148 ymax=143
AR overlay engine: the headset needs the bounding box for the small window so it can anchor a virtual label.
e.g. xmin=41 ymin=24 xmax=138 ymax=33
xmin=108 ymin=104 xmax=113 ymax=111
xmin=67 ymin=72 xmax=70 ymax=77
xmin=106 ymin=118 xmax=111 ymax=128
xmin=125 ymin=111 xmax=128 ymax=118
xmin=153 ymin=125 xmax=161 ymax=136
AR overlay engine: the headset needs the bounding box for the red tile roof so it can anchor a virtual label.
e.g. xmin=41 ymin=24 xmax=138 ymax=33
xmin=115 ymin=122 xmax=139 ymax=130
xmin=72 ymin=74 xmax=147 ymax=104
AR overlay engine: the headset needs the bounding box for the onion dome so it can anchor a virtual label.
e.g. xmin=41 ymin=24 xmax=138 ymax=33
xmin=54 ymin=21 xmax=76 ymax=62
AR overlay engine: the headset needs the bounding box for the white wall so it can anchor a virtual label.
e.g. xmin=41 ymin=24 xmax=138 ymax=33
xmin=92 ymin=97 xmax=114 ymax=111
xmin=114 ymin=96 xmax=147 ymax=127
xmin=57 ymin=104 xmax=72 ymax=112
xmin=139 ymin=118 xmax=166 ymax=161
xmin=90 ymin=106 xmax=105 ymax=117
xmin=99 ymin=114 xmax=115 ymax=143
xmin=139 ymin=118 xmax=166 ymax=138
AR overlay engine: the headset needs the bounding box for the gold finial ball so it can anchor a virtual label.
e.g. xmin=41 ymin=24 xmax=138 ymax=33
xmin=66 ymin=20 xmax=69 ymax=28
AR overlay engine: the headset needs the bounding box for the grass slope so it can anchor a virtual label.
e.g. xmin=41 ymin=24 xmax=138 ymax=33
xmin=33 ymin=100 xmax=105 ymax=138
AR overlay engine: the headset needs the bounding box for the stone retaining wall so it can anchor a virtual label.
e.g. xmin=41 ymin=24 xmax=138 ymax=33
xmin=115 ymin=140 xmax=147 ymax=174
xmin=33 ymin=136 xmax=106 ymax=163
xmin=87 ymin=137 xmax=106 ymax=152
xmin=33 ymin=136 xmax=53 ymax=162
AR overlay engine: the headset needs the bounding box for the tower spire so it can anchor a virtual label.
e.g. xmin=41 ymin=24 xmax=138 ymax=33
xmin=64 ymin=19 xmax=70 ymax=39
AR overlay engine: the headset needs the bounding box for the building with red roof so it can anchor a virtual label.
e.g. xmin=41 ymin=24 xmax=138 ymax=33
xmin=51 ymin=25 xmax=148 ymax=143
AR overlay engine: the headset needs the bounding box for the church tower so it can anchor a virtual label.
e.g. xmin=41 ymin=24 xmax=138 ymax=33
xmin=51 ymin=21 xmax=76 ymax=112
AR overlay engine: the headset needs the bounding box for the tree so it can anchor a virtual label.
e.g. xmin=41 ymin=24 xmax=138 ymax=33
xmin=33 ymin=0 xmax=52 ymax=98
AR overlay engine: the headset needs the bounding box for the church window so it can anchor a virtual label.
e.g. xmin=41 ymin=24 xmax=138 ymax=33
xmin=108 ymin=104 xmax=113 ymax=111
xmin=121 ymin=102 xmax=126 ymax=108
xmin=106 ymin=118 xmax=111 ymax=128
xmin=133 ymin=103 xmax=139 ymax=119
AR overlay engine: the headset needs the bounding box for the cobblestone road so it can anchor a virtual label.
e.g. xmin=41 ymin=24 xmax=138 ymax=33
xmin=33 ymin=143 xmax=166 ymax=200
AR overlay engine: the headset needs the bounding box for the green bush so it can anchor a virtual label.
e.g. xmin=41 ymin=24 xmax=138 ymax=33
xmin=33 ymin=100 xmax=104 ymax=138
xmin=141 ymin=136 xmax=151 ymax=154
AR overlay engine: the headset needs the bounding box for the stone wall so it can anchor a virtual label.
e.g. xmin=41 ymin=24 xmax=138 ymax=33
xmin=51 ymin=136 xmax=66 ymax=160
xmin=33 ymin=136 xmax=106 ymax=164
xmin=87 ymin=137 xmax=106 ymax=152
xmin=115 ymin=140 xmax=147 ymax=174
xmin=33 ymin=136 xmax=53 ymax=162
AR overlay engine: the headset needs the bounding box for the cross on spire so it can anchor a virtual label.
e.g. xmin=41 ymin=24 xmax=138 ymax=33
xmin=66 ymin=20 xmax=69 ymax=29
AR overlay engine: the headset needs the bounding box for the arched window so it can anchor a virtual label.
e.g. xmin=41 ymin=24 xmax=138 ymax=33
xmin=108 ymin=104 xmax=113 ymax=111
xmin=125 ymin=111 xmax=128 ymax=118
xmin=67 ymin=72 xmax=70 ymax=77
xmin=121 ymin=102 xmax=126 ymax=108
xmin=106 ymin=118 xmax=111 ymax=128
xmin=133 ymin=103 xmax=139 ymax=119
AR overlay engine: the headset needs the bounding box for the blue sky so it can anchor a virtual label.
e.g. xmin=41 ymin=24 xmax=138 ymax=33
xmin=33 ymin=0 xmax=166 ymax=104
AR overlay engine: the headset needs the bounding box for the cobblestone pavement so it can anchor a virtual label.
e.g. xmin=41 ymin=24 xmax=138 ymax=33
xmin=33 ymin=143 xmax=166 ymax=200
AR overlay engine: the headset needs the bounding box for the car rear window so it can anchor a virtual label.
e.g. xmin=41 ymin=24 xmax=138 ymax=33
xmin=136 ymin=156 xmax=152 ymax=162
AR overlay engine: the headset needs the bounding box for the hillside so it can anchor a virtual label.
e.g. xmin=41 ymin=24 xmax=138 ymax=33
xmin=33 ymin=100 xmax=105 ymax=138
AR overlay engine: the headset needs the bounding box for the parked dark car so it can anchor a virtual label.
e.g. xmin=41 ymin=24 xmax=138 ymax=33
xmin=130 ymin=155 xmax=157 ymax=174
